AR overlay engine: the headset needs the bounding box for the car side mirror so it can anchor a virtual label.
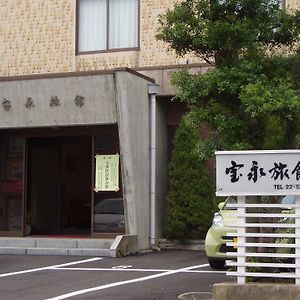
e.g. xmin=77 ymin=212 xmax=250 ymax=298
xmin=218 ymin=202 xmax=225 ymax=211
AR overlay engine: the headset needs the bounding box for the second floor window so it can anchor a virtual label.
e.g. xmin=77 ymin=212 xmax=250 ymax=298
xmin=77 ymin=0 xmax=139 ymax=53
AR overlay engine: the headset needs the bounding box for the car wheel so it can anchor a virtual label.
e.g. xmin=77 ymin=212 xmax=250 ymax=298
xmin=208 ymin=259 xmax=226 ymax=269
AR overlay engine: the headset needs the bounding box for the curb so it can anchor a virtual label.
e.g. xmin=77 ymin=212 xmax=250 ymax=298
xmin=159 ymin=239 xmax=205 ymax=251
xmin=178 ymin=292 xmax=213 ymax=299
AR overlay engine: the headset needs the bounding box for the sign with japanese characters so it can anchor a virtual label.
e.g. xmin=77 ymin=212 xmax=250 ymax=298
xmin=94 ymin=154 xmax=120 ymax=192
xmin=216 ymin=150 xmax=300 ymax=196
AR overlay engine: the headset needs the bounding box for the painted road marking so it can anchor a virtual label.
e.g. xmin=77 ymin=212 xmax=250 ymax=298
xmin=0 ymin=257 xmax=103 ymax=278
xmin=46 ymin=263 xmax=216 ymax=300
xmin=53 ymin=266 xmax=226 ymax=274
xmin=112 ymin=265 xmax=133 ymax=269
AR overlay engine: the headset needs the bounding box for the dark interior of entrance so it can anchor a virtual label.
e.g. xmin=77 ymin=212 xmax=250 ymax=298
xmin=27 ymin=136 xmax=92 ymax=235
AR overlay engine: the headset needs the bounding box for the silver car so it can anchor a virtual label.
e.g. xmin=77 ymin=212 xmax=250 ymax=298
xmin=93 ymin=198 xmax=125 ymax=233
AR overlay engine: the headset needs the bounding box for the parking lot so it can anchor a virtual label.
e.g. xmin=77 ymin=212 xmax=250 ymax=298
xmin=0 ymin=249 xmax=231 ymax=300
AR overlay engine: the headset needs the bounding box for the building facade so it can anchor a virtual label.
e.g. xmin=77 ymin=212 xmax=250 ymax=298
xmin=0 ymin=0 xmax=299 ymax=251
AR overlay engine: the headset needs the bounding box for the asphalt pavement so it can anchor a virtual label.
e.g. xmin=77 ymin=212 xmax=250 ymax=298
xmin=0 ymin=249 xmax=232 ymax=300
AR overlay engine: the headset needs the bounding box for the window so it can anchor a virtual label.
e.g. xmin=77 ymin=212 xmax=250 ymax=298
xmin=77 ymin=0 xmax=139 ymax=53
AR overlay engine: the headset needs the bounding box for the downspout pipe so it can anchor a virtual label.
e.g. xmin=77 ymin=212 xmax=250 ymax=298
xmin=148 ymin=83 xmax=160 ymax=247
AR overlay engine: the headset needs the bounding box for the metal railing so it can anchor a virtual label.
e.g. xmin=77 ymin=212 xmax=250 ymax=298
xmin=225 ymin=196 xmax=300 ymax=284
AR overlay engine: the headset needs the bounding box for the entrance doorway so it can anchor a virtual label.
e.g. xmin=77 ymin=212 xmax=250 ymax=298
xmin=26 ymin=136 xmax=92 ymax=236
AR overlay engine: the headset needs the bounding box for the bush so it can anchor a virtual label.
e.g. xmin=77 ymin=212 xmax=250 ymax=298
xmin=164 ymin=117 xmax=215 ymax=240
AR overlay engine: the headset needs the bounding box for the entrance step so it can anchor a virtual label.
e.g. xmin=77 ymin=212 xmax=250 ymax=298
xmin=0 ymin=237 xmax=114 ymax=257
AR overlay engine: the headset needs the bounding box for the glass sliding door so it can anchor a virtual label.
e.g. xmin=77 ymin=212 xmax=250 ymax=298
xmin=0 ymin=137 xmax=24 ymax=236
xmin=91 ymin=127 xmax=125 ymax=236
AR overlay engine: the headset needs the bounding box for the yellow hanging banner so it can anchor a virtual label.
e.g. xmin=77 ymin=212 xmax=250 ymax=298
xmin=94 ymin=154 xmax=120 ymax=192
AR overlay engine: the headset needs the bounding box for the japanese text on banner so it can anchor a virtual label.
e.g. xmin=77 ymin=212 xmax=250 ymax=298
xmin=94 ymin=154 xmax=119 ymax=192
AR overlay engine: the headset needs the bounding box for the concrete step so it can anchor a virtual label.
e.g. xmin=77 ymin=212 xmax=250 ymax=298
xmin=0 ymin=237 xmax=114 ymax=256
xmin=0 ymin=247 xmax=111 ymax=256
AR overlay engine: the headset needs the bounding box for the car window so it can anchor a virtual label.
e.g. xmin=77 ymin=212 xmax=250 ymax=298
xmin=280 ymin=195 xmax=295 ymax=205
xmin=94 ymin=198 xmax=124 ymax=214
xmin=223 ymin=196 xmax=237 ymax=210
xmin=222 ymin=195 xmax=295 ymax=211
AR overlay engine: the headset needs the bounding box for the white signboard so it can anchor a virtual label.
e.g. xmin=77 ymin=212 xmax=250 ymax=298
xmin=216 ymin=150 xmax=300 ymax=196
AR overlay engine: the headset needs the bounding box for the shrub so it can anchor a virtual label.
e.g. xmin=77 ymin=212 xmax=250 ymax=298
xmin=164 ymin=117 xmax=215 ymax=240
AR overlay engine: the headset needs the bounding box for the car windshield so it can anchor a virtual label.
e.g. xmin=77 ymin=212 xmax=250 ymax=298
xmin=223 ymin=196 xmax=237 ymax=210
xmin=94 ymin=198 xmax=124 ymax=215
xmin=222 ymin=195 xmax=295 ymax=211
xmin=280 ymin=195 xmax=295 ymax=205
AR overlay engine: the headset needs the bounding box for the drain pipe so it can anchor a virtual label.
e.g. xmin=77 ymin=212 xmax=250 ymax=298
xmin=148 ymin=83 xmax=160 ymax=247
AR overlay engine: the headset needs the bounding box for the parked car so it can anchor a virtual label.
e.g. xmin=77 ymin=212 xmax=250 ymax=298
xmin=93 ymin=198 xmax=125 ymax=233
xmin=204 ymin=195 xmax=295 ymax=269
xmin=205 ymin=196 xmax=237 ymax=269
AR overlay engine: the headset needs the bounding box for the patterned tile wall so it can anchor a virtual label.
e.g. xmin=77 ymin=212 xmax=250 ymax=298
xmin=0 ymin=0 xmax=299 ymax=76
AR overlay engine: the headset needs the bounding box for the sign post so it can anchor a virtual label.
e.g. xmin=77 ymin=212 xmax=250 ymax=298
xmin=216 ymin=150 xmax=300 ymax=284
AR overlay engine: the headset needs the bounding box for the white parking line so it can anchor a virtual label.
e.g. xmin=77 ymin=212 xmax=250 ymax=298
xmin=112 ymin=265 xmax=132 ymax=269
xmin=46 ymin=263 xmax=214 ymax=300
xmin=53 ymin=265 xmax=226 ymax=274
xmin=0 ymin=257 xmax=103 ymax=278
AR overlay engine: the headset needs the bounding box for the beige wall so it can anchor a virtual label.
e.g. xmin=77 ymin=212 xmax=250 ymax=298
xmin=0 ymin=0 xmax=75 ymax=75
xmin=0 ymin=0 xmax=197 ymax=77
xmin=287 ymin=0 xmax=300 ymax=9
xmin=0 ymin=0 xmax=299 ymax=77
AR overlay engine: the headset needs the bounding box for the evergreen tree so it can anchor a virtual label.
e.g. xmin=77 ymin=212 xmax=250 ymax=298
xmin=158 ymin=0 xmax=300 ymax=243
xmin=164 ymin=117 xmax=214 ymax=240
xmin=157 ymin=0 xmax=300 ymax=154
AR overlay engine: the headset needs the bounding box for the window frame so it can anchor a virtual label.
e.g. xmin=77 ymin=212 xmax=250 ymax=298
xmin=76 ymin=0 xmax=140 ymax=55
